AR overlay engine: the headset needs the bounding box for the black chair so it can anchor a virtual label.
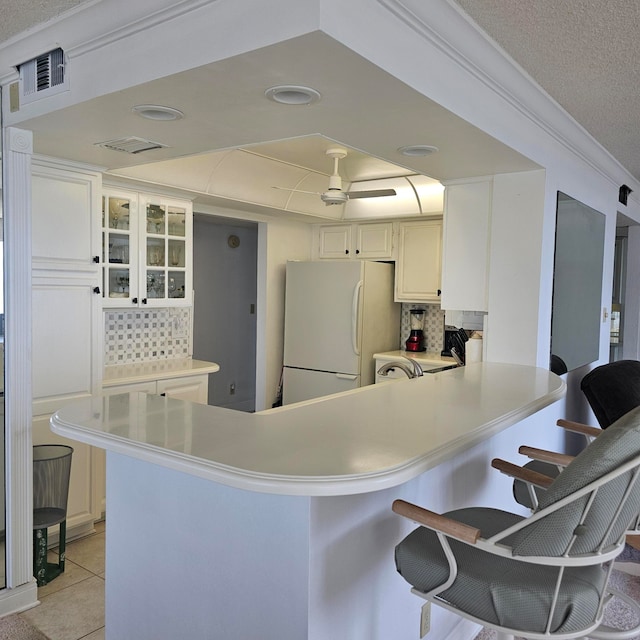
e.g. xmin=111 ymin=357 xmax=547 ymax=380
xmin=581 ymin=360 xmax=640 ymax=430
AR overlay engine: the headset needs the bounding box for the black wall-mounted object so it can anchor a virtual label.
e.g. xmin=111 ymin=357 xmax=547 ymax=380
xmin=619 ymin=184 xmax=633 ymax=206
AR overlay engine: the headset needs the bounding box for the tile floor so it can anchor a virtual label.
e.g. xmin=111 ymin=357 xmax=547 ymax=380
xmin=20 ymin=521 xmax=105 ymax=640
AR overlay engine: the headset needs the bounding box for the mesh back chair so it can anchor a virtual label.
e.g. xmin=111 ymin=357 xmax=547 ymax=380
xmin=393 ymin=407 xmax=640 ymax=640
xmin=514 ymin=360 xmax=640 ymax=510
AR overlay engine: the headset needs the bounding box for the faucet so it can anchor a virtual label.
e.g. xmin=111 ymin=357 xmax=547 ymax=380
xmin=377 ymin=358 xmax=424 ymax=379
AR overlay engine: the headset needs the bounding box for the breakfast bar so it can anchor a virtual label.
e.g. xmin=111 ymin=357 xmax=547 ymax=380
xmin=51 ymin=363 xmax=564 ymax=640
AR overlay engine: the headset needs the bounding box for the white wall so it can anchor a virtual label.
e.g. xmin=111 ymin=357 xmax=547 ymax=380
xmin=486 ymin=170 xmax=547 ymax=366
xmin=257 ymin=220 xmax=312 ymax=410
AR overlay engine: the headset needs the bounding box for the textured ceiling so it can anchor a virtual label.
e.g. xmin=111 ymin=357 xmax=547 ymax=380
xmin=454 ymin=0 xmax=640 ymax=180
xmin=0 ymin=0 xmax=89 ymax=44
xmin=2 ymin=1 xmax=640 ymax=181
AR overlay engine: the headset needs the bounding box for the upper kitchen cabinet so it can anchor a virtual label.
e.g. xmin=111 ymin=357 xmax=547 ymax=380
xmin=102 ymin=188 xmax=193 ymax=308
xmin=32 ymin=161 xmax=102 ymax=272
xmin=102 ymin=188 xmax=138 ymax=307
xmin=440 ymin=178 xmax=492 ymax=312
xmin=317 ymin=222 xmax=394 ymax=259
xmin=394 ymin=219 xmax=442 ymax=303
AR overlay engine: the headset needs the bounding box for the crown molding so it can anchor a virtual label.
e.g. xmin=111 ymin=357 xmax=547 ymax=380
xmin=376 ymin=0 xmax=639 ymax=193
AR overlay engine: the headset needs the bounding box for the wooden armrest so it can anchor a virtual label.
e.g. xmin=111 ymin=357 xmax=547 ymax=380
xmin=491 ymin=458 xmax=555 ymax=489
xmin=556 ymin=419 xmax=601 ymax=439
xmin=392 ymin=499 xmax=480 ymax=544
xmin=518 ymin=445 xmax=574 ymax=467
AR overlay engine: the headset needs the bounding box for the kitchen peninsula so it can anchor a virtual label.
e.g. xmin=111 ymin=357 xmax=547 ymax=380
xmin=52 ymin=363 xmax=564 ymax=640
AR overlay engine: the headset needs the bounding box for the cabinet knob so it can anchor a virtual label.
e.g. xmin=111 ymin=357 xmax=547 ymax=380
xmin=355 ymin=249 xmax=360 ymax=255
xmin=93 ymin=286 xmax=101 ymax=294
xmin=142 ymin=298 xmax=148 ymax=304
xmin=132 ymin=298 xmax=138 ymax=304
xmin=345 ymin=249 xmax=349 ymax=255
xmin=160 ymin=393 xmax=166 ymax=397
xmin=93 ymin=256 xmax=100 ymax=263
xmin=437 ymin=289 xmax=442 ymax=296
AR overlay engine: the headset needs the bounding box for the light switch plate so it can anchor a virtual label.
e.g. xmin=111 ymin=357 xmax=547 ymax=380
xmin=420 ymin=601 xmax=431 ymax=637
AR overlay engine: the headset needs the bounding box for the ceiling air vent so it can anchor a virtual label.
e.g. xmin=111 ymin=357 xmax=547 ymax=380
xmin=19 ymin=47 xmax=68 ymax=104
xmin=95 ymin=137 xmax=169 ymax=154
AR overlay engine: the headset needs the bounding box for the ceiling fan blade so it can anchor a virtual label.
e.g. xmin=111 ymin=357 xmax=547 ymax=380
xmin=346 ymin=188 xmax=397 ymax=199
xmin=272 ymin=186 xmax=321 ymax=196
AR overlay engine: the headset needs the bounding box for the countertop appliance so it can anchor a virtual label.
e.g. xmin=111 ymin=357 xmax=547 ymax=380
xmin=405 ymin=309 xmax=426 ymax=352
xmin=283 ymin=260 xmax=400 ymax=405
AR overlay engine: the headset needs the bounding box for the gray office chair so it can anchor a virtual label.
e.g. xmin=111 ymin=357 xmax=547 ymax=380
xmin=393 ymin=406 xmax=640 ymax=640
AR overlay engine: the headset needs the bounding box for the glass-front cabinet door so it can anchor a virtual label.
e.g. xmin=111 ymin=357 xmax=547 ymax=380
xmin=101 ymin=190 xmax=192 ymax=308
xmin=140 ymin=195 xmax=192 ymax=307
xmin=102 ymin=189 xmax=138 ymax=307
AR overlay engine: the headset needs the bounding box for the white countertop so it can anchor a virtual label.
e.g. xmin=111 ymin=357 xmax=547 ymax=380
xmin=103 ymin=358 xmax=220 ymax=387
xmin=373 ymin=349 xmax=455 ymax=367
xmin=53 ymin=362 xmax=564 ymax=497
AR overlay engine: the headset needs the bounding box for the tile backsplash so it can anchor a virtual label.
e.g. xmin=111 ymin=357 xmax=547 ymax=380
xmin=104 ymin=308 xmax=191 ymax=365
xmin=400 ymin=304 xmax=445 ymax=352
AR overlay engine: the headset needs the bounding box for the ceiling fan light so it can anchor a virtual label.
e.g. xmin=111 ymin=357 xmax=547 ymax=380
xmin=264 ymin=85 xmax=321 ymax=105
xmin=398 ymin=144 xmax=439 ymax=157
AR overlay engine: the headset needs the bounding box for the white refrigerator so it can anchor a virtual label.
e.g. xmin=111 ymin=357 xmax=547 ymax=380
xmin=283 ymin=260 xmax=401 ymax=405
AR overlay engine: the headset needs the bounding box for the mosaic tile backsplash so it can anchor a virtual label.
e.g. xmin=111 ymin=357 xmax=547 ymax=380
xmin=105 ymin=305 xmax=441 ymax=366
xmin=400 ymin=303 xmax=445 ymax=352
xmin=104 ymin=308 xmax=191 ymax=365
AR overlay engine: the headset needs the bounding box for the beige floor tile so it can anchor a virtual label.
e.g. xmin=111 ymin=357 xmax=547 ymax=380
xmin=63 ymin=533 xmax=105 ymax=576
xmin=37 ymin=559 xmax=93 ymax=598
xmin=82 ymin=628 xmax=105 ymax=640
xmin=21 ymin=575 xmax=104 ymax=640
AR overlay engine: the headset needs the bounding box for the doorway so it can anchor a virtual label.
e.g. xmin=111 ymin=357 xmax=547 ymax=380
xmin=192 ymin=214 xmax=258 ymax=411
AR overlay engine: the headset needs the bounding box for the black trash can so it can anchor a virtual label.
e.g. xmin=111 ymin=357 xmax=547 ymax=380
xmin=33 ymin=444 xmax=73 ymax=587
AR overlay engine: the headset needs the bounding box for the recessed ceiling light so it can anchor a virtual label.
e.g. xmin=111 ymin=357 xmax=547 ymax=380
xmin=398 ymin=145 xmax=439 ymax=157
xmin=264 ymin=85 xmax=321 ymax=105
xmin=132 ymin=104 xmax=184 ymax=121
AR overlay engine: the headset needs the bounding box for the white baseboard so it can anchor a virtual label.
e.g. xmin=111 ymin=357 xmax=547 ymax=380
xmin=0 ymin=580 xmax=38 ymax=617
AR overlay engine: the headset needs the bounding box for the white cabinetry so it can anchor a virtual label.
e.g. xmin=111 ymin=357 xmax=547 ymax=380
xmin=318 ymin=222 xmax=394 ymax=259
xmin=394 ymin=219 xmax=442 ymax=302
xmin=440 ymin=178 xmax=492 ymax=312
xmin=102 ymin=188 xmax=193 ymax=308
xmin=31 ymin=159 xmax=104 ymax=539
xmin=104 ymin=375 xmax=209 ymax=404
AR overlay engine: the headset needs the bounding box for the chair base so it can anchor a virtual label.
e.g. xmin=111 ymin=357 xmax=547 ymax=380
xmin=33 ymin=520 xmax=66 ymax=587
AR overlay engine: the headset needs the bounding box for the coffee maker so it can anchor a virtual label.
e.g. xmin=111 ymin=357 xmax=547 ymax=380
xmin=405 ymin=309 xmax=426 ymax=352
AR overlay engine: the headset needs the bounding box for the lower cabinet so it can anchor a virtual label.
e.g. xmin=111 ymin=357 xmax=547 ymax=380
xmin=95 ymin=374 xmax=210 ymax=508
xmin=103 ymin=374 xmax=209 ymax=403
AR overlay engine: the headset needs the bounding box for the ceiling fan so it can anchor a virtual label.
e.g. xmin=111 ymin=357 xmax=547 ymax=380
xmin=273 ymin=147 xmax=397 ymax=206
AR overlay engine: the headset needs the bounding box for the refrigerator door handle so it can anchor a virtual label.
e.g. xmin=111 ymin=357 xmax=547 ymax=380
xmin=351 ymin=280 xmax=363 ymax=356
xmin=335 ymin=374 xmax=358 ymax=380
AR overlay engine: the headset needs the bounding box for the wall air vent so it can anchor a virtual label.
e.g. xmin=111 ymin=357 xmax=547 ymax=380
xmin=95 ymin=137 xmax=169 ymax=154
xmin=19 ymin=47 xmax=68 ymax=105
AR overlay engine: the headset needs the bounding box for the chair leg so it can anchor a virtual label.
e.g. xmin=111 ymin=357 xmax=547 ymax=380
xmin=495 ymin=633 xmax=515 ymax=640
